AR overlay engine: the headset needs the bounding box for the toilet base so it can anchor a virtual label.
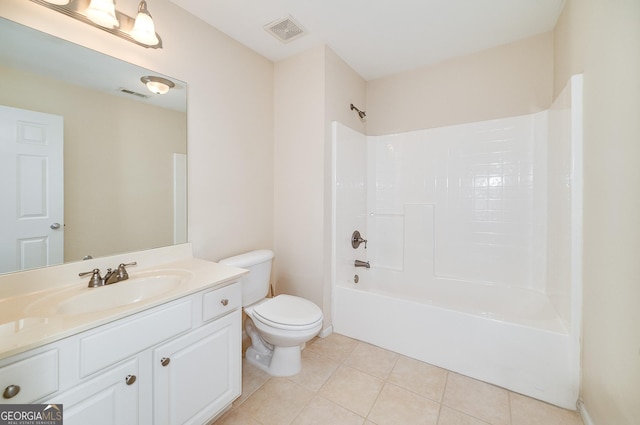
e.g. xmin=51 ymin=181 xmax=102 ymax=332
xmin=245 ymin=345 xmax=302 ymax=377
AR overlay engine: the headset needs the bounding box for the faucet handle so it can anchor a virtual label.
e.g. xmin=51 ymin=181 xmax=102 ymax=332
xmin=351 ymin=231 xmax=368 ymax=249
xmin=117 ymin=262 xmax=137 ymax=280
xmin=79 ymin=268 xmax=103 ymax=288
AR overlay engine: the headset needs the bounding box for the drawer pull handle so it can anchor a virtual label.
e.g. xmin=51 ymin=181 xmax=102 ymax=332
xmin=161 ymin=357 xmax=171 ymax=367
xmin=220 ymin=298 xmax=229 ymax=306
xmin=125 ymin=375 xmax=137 ymax=386
xmin=3 ymin=385 xmax=20 ymax=399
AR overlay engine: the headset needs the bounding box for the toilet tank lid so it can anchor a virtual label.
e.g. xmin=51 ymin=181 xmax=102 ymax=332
xmin=218 ymin=249 xmax=274 ymax=267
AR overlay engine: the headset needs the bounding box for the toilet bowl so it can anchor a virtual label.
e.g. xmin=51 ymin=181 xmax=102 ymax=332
xmin=219 ymin=250 xmax=323 ymax=377
xmin=244 ymin=295 xmax=323 ymax=376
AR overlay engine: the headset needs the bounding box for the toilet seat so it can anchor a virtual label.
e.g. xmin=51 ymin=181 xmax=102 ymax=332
xmin=252 ymin=294 xmax=323 ymax=330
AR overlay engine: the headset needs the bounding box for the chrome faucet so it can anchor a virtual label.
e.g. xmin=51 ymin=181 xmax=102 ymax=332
xmin=354 ymin=260 xmax=370 ymax=268
xmin=79 ymin=268 xmax=104 ymax=288
xmin=80 ymin=262 xmax=137 ymax=287
xmin=105 ymin=262 xmax=137 ymax=285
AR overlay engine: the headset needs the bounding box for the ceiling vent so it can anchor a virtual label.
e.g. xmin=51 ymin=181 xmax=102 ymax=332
xmin=264 ymin=15 xmax=306 ymax=43
xmin=118 ymin=88 xmax=150 ymax=99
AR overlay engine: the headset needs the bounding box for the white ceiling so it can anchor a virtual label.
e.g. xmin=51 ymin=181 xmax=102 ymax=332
xmin=169 ymin=0 xmax=566 ymax=81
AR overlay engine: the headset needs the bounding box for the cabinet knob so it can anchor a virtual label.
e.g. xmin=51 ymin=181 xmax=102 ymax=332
xmin=160 ymin=357 xmax=171 ymax=367
xmin=220 ymin=298 xmax=229 ymax=306
xmin=125 ymin=375 xmax=137 ymax=386
xmin=3 ymin=385 xmax=20 ymax=399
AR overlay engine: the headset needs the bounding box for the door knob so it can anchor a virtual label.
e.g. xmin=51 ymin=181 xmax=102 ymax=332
xmin=125 ymin=375 xmax=137 ymax=385
xmin=160 ymin=357 xmax=171 ymax=367
xmin=50 ymin=222 xmax=61 ymax=230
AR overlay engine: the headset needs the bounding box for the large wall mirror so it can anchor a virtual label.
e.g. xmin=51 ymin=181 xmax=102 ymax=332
xmin=0 ymin=17 xmax=187 ymax=275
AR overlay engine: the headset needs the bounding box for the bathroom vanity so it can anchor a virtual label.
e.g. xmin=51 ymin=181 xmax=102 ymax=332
xmin=0 ymin=244 xmax=246 ymax=425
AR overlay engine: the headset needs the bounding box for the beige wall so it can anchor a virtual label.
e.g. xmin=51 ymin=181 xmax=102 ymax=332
xmin=555 ymin=0 xmax=640 ymax=423
xmin=366 ymin=32 xmax=554 ymax=135
xmin=552 ymin=0 xmax=586 ymax=98
xmin=0 ymin=0 xmax=274 ymax=262
xmin=273 ymin=46 xmax=325 ymax=310
xmin=273 ymin=45 xmax=366 ymax=327
xmin=0 ymin=65 xmax=185 ymax=261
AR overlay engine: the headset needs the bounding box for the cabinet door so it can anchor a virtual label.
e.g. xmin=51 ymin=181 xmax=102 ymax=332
xmin=45 ymin=358 xmax=139 ymax=425
xmin=153 ymin=310 xmax=241 ymax=425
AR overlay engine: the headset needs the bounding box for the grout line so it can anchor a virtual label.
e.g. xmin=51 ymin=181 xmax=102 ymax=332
xmin=507 ymin=390 xmax=514 ymax=425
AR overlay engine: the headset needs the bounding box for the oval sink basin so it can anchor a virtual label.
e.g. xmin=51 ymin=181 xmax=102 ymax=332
xmin=56 ymin=275 xmax=185 ymax=316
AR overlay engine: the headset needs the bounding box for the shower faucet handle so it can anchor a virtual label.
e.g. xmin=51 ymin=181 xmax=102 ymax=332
xmin=351 ymin=230 xmax=368 ymax=249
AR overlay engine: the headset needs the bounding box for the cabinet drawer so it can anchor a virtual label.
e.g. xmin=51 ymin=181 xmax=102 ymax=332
xmin=0 ymin=349 xmax=58 ymax=404
xmin=80 ymin=300 xmax=192 ymax=377
xmin=202 ymin=282 xmax=241 ymax=322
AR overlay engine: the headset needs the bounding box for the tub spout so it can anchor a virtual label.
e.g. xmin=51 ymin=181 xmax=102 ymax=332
xmin=354 ymin=260 xmax=370 ymax=268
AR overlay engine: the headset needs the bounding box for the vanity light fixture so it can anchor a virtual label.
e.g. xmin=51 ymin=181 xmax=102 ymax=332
xmin=29 ymin=0 xmax=162 ymax=48
xmin=140 ymin=76 xmax=175 ymax=95
xmin=130 ymin=1 xmax=159 ymax=45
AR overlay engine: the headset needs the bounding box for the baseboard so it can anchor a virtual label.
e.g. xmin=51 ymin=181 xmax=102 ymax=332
xmin=577 ymin=400 xmax=595 ymax=425
xmin=319 ymin=324 xmax=333 ymax=338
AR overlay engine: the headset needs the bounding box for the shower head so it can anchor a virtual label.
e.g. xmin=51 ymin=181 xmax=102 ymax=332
xmin=350 ymin=103 xmax=367 ymax=121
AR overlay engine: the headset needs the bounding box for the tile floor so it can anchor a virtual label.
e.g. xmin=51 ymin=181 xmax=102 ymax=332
xmin=213 ymin=333 xmax=584 ymax=425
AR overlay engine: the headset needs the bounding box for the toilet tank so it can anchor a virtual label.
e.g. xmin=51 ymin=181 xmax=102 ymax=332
xmin=218 ymin=250 xmax=274 ymax=306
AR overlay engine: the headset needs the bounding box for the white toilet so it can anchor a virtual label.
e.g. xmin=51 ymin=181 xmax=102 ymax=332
xmin=219 ymin=250 xmax=323 ymax=377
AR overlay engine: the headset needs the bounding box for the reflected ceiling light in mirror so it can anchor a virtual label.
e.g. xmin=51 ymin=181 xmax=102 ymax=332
xmin=29 ymin=0 xmax=162 ymax=49
xmin=131 ymin=1 xmax=159 ymax=45
xmin=141 ymin=76 xmax=175 ymax=95
xmin=85 ymin=0 xmax=119 ymax=28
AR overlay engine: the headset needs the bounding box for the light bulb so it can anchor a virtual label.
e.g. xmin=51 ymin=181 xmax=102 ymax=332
xmin=85 ymin=0 xmax=119 ymax=29
xmin=146 ymin=81 xmax=169 ymax=94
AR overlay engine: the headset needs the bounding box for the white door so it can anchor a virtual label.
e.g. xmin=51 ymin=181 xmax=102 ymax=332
xmin=0 ymin=105 xmax=64 ymax=274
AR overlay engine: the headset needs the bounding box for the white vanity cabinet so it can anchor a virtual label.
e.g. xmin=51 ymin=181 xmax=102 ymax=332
xmin=49 ymin=358 xmax=140 ymax=425
xmin=0 ymin=279 xmax=242 ymax=425
xmin=153 ymin=311 xmax=241 ymax=425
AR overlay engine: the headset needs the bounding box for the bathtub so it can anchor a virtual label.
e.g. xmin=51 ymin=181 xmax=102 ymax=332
xmin=331 ymin=75 xmax=583 ymax=410
xmin=332 ymin=271 xmax=579 ymax=409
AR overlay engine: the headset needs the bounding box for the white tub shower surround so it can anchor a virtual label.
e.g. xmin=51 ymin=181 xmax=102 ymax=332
xmin=332 ymin=75 xmax=583 ymax=409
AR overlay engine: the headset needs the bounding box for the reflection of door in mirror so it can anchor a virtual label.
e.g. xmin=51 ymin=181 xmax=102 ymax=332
xmin=0 ymin=105 xmax=64 ymax=273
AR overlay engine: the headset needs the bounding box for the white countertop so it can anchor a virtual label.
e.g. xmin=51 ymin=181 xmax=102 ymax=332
xmin=0 ymin=244 xmax=247 ymax=360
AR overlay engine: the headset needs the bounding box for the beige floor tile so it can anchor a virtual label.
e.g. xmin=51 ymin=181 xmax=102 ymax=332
xmin=510 ymin=392 xmax=583 ymax=425
xmin=437 ymin=406 xmax=492 ymax=425
xmin=226 ymin=333 xmax=583 ymax=425
xmin=318 ymin=365 xmax=384 ymax=417
xmin=233 ymin=359 xmax=271 ymax=407
xmin=240 ymin=377 xmax=314 ymax=425
xmin=388 ymin=356 xmax=448 ymax=402
xmin=306 ymin=333 xmax=358 ymax=362
xmin=291 ymin=396 xmax=366 ymax=425
xmin=344 ymin=342 xmax=399 ymax=380
xmin=368 ymin=382 xmax=440 ymax=425
xmin=212 ymin=408 xmax=262 ymax=425
xmin=287 ymin=349 xmax=341 ymax=392
xmin=443 ymin=373 xmax=510 ymax=425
